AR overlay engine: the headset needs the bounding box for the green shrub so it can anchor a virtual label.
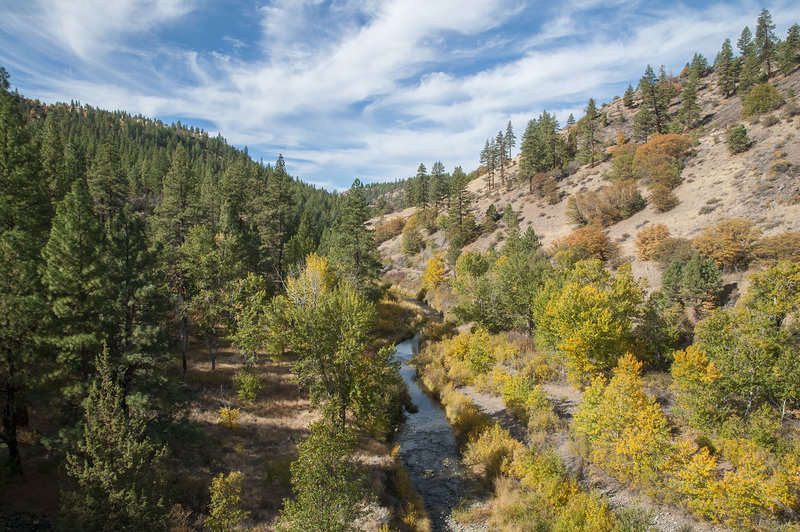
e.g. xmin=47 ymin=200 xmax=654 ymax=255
xmin=233 ymin=370 xmax=264 ymax=401
xmin=278 ymin=422 xmax=366 ymax=531
xmin=205 ymin=471 xmax=249 ymax=532
xmin=742 ymin=83 xmax=784 ymax=117
xmin=727 ymin=124 xmax=751 ymax=154
xmin=401 ymin=215 xmax=424 ymax=255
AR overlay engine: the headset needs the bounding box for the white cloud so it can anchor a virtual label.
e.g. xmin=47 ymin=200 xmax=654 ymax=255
xmin=40 ymin=0 xmax=192 ymax=59
xmin=4 ymin=0 xmax=800 ymax=188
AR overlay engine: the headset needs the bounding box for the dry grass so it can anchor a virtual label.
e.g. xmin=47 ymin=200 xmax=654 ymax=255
xmin=167 ymin=335 xmax=414 ymax=530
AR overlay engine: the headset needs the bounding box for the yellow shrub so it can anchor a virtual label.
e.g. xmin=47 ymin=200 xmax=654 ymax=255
xmin=463 ymin=424 xmax=523 ymax=481
xmin=509 ymin=448 xmax=576 ymax=509
xmin=442 ymin=329 xmax=497 ymax=384
xmin=634 ymin=223 xmax=671 ymax=260
xmin=440 ymin=385 xmax=490 ymax=444
xmin=693 ymin=218 xmax=762 ymax=270
xmin=553 ymin=490 xmax=615 ymax=532
xmin=219 ymin=407 xmax=240 ymax=429
xmin=573 ymin=354 xmax=671 ymax=486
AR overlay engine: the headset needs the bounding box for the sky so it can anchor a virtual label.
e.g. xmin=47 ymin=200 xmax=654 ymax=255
xmin=1 ymin=1 xmax=799 ymax=190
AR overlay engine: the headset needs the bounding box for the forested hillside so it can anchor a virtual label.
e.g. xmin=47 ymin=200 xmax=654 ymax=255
xmin=371 ymin=9 xmax=800 ymax=531
xmin=1 ymin=64 xmax=420 ymax=530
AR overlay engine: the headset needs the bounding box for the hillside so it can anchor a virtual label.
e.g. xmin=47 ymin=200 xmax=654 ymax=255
xmin=370 ymin=35 xmax=800 ymax=531
xmin=375 ymin=67 xmax=800 ymax=296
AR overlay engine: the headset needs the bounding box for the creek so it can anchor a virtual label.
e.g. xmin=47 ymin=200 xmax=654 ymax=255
xmin=393 ymin=335 xmax=467 ymax=531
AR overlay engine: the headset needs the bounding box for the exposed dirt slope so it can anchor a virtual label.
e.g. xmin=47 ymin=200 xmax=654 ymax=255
xmin=374 ymin=69 xmax=800 ymax=293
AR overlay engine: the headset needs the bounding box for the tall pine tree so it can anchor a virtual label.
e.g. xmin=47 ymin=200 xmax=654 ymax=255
xmin=150 ymin=146 xmax=200 ymax=373
xmin=105 ymin=204 xmax=171 ymax=407
xmin=716 ymin=38 xmax=738 ymax=96
xmin=325 ymin=179 xmax=381 ymax=299
xmin=87 ymin=137 xmax=128 ymax=225
xmin=0 ymin=68 xmax=52 ymax=474
xmin=581 ymin=98 xmax=599 ymax=167
xmin=754 ymin=9 xmax=777 ymax=77
xmin=259 ymin=154 xmax=293 ymax=278
xmin=41 ymin=176 xmax=109 ymax=411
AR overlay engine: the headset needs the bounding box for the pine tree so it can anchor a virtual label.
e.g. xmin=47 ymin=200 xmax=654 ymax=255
xmin=716 ymin=38 xmax=738 ymax=96
xmin=689 ymin=52 xmax=709 ymax=77
xmin=41 ymin=176 xmax=109 ymax=410
xmin=567 ymin=113 xmax=576 ymax=126
xmin=480 ymin=139 xmax=496 ymax=190
xmin=260 ymin=154 xmax=293 ymax=277
xmin=738 ymin=51 xmax=761 ymax=96
xmin=446 ymin=166 xmax=474 ymax=252
xmin=151 ymin=146 xmax=200 ymax=373
xmin=495 ymin=130 xmax=507 ymax=187
xmin=326 ymin=179 xmax=381 ymax=298
xmin=87 ymin=137 xmax=128 ymax=224
xmin=661 ymin=259 xmax=684 ymax=302
xmin=777 ymin=24 xmax=800 ymax=75
xmin=0 ymin=70 xmax=52 ymax=474
xmin=284 ymin=210 xmax=318 ymax=271
xmin=681 ymin=253 xmax=723 ymax=306
xmin=623 ymin=84 xmax=635 ymax=108
xmin=504 ymin=121 xmax=516 ymax=158
xmin=754 ymin=8 xmax=777 ymax=77
xmin=637 ymin=65 xmax=670 ymax=135
xmin=679 ymin=70 xmax=701 ymax=129
xmin=61 ymin=350 xmax=168 ymax=530
xmin=582 ymin=98 xmax=599 ymax=167
xmin=39 ymin=113 xmax=68 ymax=203
xmin=105 ymin=205 xmax=171 ymax=403
xmin=152 ymin=145 xmax=200 ymax=249
xmin=428 ymin=160 xmax=448 ymax=210
xmin=413 ymin=163 xmax=429 ymax=207
xmin=737 ymin=26 xmax=755 ymax=57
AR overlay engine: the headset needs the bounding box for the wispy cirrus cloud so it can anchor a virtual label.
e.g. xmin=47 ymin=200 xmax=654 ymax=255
xmin=2 ymin=0 xmax=800 ymax=189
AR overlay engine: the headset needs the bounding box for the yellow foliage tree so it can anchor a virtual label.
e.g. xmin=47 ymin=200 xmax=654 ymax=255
xmin=573 ymin=353 xmax=671 ymax=486
xmin=422 ymin=252 xmax=447 ymax=291
xmin=285 ymin=253 xmax=334 ymax=307
xmin=534 ymin=261 xmax=644 ymax=384
xmin=670 ymin=344 xmax=720 ymax=428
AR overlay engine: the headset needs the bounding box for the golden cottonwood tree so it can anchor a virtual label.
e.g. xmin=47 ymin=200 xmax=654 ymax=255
xmin=533 ymin=260 xmax=645 ymax=383
xmin=572 ymin=353 xmax=671 ymax=486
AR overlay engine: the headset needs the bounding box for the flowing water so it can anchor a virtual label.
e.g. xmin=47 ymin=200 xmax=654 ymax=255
xmin=394 ymin=335 xmax=467 ymax=531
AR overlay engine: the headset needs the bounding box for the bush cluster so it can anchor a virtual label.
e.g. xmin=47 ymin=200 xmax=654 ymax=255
xmin=565 ymin=179 xmax=646 ymax=227
xmin=634 ymin=224 xmax=671 ymax=260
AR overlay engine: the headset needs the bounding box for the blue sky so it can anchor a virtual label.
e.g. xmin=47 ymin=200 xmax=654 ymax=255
xmin=1 ymin=1 xmax=799 ymax=190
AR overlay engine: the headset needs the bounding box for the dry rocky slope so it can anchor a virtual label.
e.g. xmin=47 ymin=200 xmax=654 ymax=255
xmin=374 ymin=68 xmax=800 ymax=295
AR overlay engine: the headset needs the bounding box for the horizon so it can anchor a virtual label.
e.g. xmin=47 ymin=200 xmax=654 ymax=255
xmin=2 ymin=0 xmax=799 ymax=191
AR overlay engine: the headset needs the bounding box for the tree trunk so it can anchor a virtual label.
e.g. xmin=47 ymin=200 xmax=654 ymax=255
xmin=1 ymin=386 xmax=22 ymax=476
xmin=207 ymin=335 xmax=216 ymax=372
xmin=181 ymin=315 xmax=189 ymax=374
